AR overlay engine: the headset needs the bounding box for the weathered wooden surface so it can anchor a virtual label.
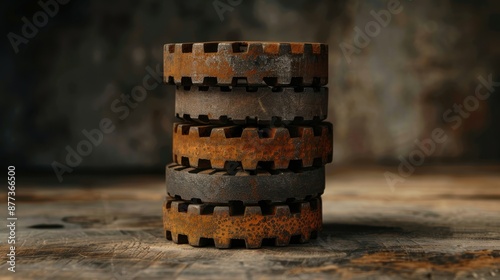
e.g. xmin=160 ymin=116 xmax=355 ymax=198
xmin=1 ymin=166 xmax=499 ymax=279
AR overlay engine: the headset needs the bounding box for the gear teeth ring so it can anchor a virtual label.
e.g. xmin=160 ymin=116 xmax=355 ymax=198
xmin=163 ymin=197 xmax=322 ymax=248
xmin=164 ymin=41 xmax=328 ymax=86
xmin=173 ymin=123 xmax=333 ymax=170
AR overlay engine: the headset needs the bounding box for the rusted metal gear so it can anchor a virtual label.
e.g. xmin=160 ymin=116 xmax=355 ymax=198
xmin=165 ymin=163 xmax=324 ymax=204
xmin=173 ymin=123 xmax=333 ymax=170
xmin=163 ymin=197 xmax=322 ymax=248
xmin=164 ymin=41 xmax=328 ymax=86
xmin=176 ymin=86 xmax=328 ymax=124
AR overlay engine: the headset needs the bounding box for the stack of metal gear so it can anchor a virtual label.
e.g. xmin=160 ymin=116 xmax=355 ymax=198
xmin=162 ymin=41 xmax=332 ymax=248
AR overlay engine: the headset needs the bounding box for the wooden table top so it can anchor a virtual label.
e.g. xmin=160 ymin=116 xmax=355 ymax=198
xmin=1 ymin=165 xmax=499 ymax=279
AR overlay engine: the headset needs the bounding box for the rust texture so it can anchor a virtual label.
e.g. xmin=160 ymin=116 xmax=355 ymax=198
xmin=173 ymin=123 xmax=333 ymax=170
xmin=175 ymin=86 xmax=328 ymax=124
xmin=163 ymin=197 xmax=322 ymax=248
xmin=164 ymin=41 xmax=328 ymax=86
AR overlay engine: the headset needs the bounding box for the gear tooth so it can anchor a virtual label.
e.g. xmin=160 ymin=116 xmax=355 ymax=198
xmin=192 ymin=43 xmax=204 ymax=54
xmin=210 ymin=127 xmax=227 ymax=139
xmin=218 ymin=76 xmax=232 ymax=85
xmin=210 ymin=159 xmax=225 ymax=169
xmin=188 ymin=126 xmax=201 ymax=137
xmin=171 ymin=232 xmax=179 ymax=243
xmin=275 ymin=205 xmax=291 ymax=216
xmin=188 ymin=204 xmax=202 ymax=215
xmin=170 ymin=201 xmax=182 ymax=212
xmin=300 ymin=201 xmax=312 ymax=213
xmin=188 ymin=157 xmax=199 ymax=168
xmin=244 ymin=206 xmax=262 ymax=216
xmin=218 ymin=42 xmax=232 ymax=53
xmin=275 ymin=235 xmax=291 ymax=246
xmin=273 ymin=127 xmax=290 ymax=139
xmin=301 ymin=127 xmax=314 ymax=138
xmin=241 ymin=159 xmax=258 ymax=170
xmin=174 ymin=76 xmax=182 ymax=84
xmin=247 ymin=42 xmax=263 ymax=54
xmin=277 ymin=77 xmax=291 ymax=85
xmin=191 ymin=76 xmax=204 ymax=84
xmin=213 ymin=206 xmax=230 ymax=216
xmin=188 ymin=236 xmax=202 ymax=246
xmin=214 ymin=238 xmax=231 ymax=249
xmin=290 ymin=42 xmax=304 ymax=54
xmin=175 ymin=43 xmax=183 ymax=53
xmin=245 ymin=238 xmax=262 ymax=249
xmin=246 ymin=76 xmax=261 ymax=85
xmin=267 ymin=127 xmax=277 ymax=138
xmin=274 ymin=159 xmax=289 ymax=170
xmin=263 ymin=42 xmax=280 ymax=54
xmin=311 ymin=43 xmax=322 ymax=54
xmin=241 ymin=128 xmax=259 ymax=139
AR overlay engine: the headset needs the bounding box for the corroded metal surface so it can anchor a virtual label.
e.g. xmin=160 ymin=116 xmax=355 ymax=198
xmin=163 ymin=197 xmax=322 ymax=248
xmin=165 ymin=164 xmax=324 ymax=204
xmin=172 ymin=123 xmax=333 ymax=170
xmin=164 ymin=41 xmax=328 ymax=86
xmin=175 ymin=86 xmax=328 ymax=124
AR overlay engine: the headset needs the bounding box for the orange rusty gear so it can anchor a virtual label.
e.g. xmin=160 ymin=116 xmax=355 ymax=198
xmin=163 ymin=197 xmax=322 ymax=248
xmin=172 ymin=123 xmax=333 ymax=170
xmin=164 ymin=41 xmax=328 ymax=86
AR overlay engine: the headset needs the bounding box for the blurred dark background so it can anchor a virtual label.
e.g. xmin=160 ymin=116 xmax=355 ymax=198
xmin=1 ymin=0 xmax=499 ymax=179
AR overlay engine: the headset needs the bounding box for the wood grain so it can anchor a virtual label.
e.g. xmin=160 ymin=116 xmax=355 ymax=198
xmin=1 ymin=166 xmax=499 ymax=279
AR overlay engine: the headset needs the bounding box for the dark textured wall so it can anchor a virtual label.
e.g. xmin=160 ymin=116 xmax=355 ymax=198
xmin=1 ymin=0 xmax=499 ymax=174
